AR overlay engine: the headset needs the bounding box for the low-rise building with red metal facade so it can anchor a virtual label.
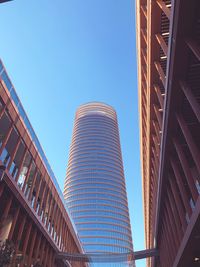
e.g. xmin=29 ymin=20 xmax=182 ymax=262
xmin=0 ymin=59 xmax=84 ymax=267
xmin=136 ymin=0 xmax=200 ymax=267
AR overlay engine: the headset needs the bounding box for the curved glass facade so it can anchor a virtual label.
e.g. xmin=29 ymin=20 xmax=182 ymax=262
xmin=64 ymin=102 xmax=133 ymax=261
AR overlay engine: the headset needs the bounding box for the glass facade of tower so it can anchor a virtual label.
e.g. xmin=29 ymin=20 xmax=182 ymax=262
xmin=64 ymin=103 xmax=133 ymax=256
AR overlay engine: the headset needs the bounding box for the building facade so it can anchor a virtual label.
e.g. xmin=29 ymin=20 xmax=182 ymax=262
xmin=64 ymin=103 xmax=133 ymax=258
xmin=0 ymin=0 xmax=12 ymax=3
xmin=136 ymin=0 xmax=200 ymax=267
xmin=0 ymin=59 xmax=84 ymax=267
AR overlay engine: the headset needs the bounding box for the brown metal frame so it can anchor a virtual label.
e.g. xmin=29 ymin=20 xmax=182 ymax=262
xmin=0 ymin=73 xmax=85 ymax=267
xmin=137 ymin=0 xmax=200 ymax=266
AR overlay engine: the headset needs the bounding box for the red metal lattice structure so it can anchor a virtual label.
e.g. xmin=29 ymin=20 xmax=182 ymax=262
xmin=137 ymin=0 xmax=200 ymax=267
xmin=0 ymin=68 xmax=85 ymax=266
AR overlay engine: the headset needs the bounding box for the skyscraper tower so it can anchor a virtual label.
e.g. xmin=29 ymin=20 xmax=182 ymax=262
xmin=64 ymin=102 xmax=133 ymax=257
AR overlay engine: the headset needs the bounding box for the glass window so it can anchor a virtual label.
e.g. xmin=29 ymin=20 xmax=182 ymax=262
xmin=65 ymin=179 xmax=125 ymax=192
xmin=76 ymin=222 xmax=131 ymax=235
xmin=3 ymin=127 xmax=19 ymax=159
xmin=0 ymin=112 xmax=12 ymax=148
xmin=79 ymin=230 xmax=131 ymax=241
xmin=0 ymin=61 xmax=3 ymax=74
xmin=24 ymin=161 xmax=36 ymax=198
xmin=71 ymin=210 xmax=128 ymax=221
xmin=1 ymin=71 xmax=12 ymax=91
xmin=9 ymin=140 xmax=25 ymax=180
xmin=66 ymin=183 xmax=125 ymax=194
xmin=9 ymin=161 xmax=18 ymax=179
xmin=69 ymin=204 xmax=128 ymax=216
xmin=74 ymin=216 xmax=129 ymax=227
xmin=67 ymin=198 xmax=127 ymax=210
xmin=17 ymin=151 xmax=31 ymax=188
xmin=0 ymin=148 xmax=10 ymax=167
xmin=0 ymin=98 xmax=4 ymax=114
xmin=81 ymin=237 xmax=131 ymax=248
xmin=67 ymin=192 xmax=127 ymax=204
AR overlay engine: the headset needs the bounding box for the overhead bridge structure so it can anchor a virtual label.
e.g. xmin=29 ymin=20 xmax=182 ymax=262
xmin=57 ymin=248 xmax=158 ymax=263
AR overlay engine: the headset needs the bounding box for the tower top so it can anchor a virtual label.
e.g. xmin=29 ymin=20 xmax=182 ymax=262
xmin=76 ymin=102 xmax=117 ymax=120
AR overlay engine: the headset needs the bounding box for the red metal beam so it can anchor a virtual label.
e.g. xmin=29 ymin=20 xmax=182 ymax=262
xmin=173 ymin=137 xmax=198 ymax=202
xmin=179 ymin=80 xmax=200 ymax=123
xmin=176 ymin=113 xmax=200 ymax=175
xmin=156 ymin=0 xmax=171 ymax=19
xmin=155 ymin=34 xmax=168 ymax=56
xmin=173 ymin=195 xmax=200 ymax=267
xmin=186 ymin=39 xmax=200 ymax=61
xmin=170 ymin=159 xmax=192 ymax=217
xmin=154 ymin=62 xmax=166 ymax=87
xmin=154 ymin=84 xmax=164 ymax=109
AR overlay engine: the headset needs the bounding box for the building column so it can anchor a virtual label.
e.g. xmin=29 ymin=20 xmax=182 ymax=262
xmin=47 ymin=249 xmax=53 ymax=267
xmin=38 ymin=177 xmax=48 ymax=218
xmin=52 ymin=253 xmax=56 ymax=267
xmin=20 ymin=221 xmax=32 ymax=266
xmin=27 ymin=228 xmax=37 ymax=266
xmin=44 ymin=244 xmax=50 ymax=267
xmin=169 ymin=177 xmax=187 ymax=230
xmin=39 ymin=238 xmax=46 ymax=265
xmin=159 ymin=233 xmax=168 ymax=267
xmin=12 ymin=214 xmax=26 ymax=266
xmin=34 ymin=233 xmax=42 ymax=264
xmin=0 ymin=183 xmax=5 ymax=198
xmin=8 ymin=206 xmax=20 ymax=241
xmin=33 ymin=176 xmax=43 ymax=212
xmin=45 ymin=187 xmax=53 ymax=229
xmin=166 ymin=190 xmax=182 ymax=241
xmin=3 ymin=195 xmax=13 ymax=219
xmin=165 ymin=204 xmax=179 ymax=251
xmin=173 ymin=137 xmax=198 ymax=201
xmin=54 ymin=203 xmax=61 ymax=242
xmin=161 ymin=224 xmax=173 ymax=265
xmin=170 ymin=159 xmax=192 ymax=217
xmin=0 ymin=104 xmax=7 ymax=120
xmin=42 ymin=188 xmax=50 ymax=225
xmin=0 ymin=123 xmax=13 ymax=156
xmin=162 ymin=221 xmax=175 ymax=261
xmin=163 ymin=213 xmax=175 ymax=260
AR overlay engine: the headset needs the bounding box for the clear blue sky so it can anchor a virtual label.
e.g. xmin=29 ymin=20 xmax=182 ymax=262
xmin=0 ymin=1 xmax=145 ymax=265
